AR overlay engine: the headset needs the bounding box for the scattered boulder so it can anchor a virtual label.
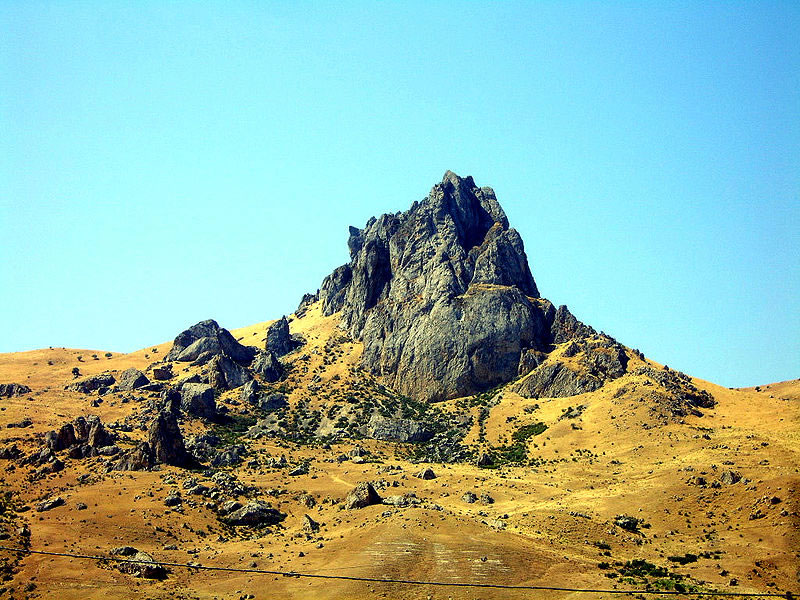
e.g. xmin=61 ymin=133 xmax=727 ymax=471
xmin=302 ymin=513 xmax=320 ymax=533
xmin=344 ymin=482 xmax=382 ymax=509
xmin=382 ymin=493 xmax=421 ymax=508
xmin=35 ymin=496 xmax=65 ymax=512
xmin=366 ymin=415 xmax=433 ymax=443
xmin=117 ymin=368 xmax=150 ymax=391
xmin=220 ymin=501 xmax=286 ymax=527
xmin=479 ymin=492 xmax=495 ymax=504
xmin=109 ymin=546 xmax=166 ymax=579
xmin=461 ymin=491 xmax=478 ymax=504
xmin=251 ymin=351 xmax=284 ymax=383
xmin=66 ymin=373 xmax=116 ymax=394
xmin=164 ymin=491 xmax=182 ymax=507
xmin=180 ymin=383 xmax=216 ymax=419
xmin=720 ymin=470 xmax=742 ymax=485
xmin=288 ymin=463 xmax=309 ymax=476
xmin=148 ymin=411 xmax=190 ymax=467
xmin=416 ymin=467 xmax=436 ymax=480
xmin=0 ymin=383 xmax=31 ymax=397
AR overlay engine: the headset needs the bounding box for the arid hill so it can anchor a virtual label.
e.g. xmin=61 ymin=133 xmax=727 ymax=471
xmin=0 ymin=172 xmax=796 ymax=599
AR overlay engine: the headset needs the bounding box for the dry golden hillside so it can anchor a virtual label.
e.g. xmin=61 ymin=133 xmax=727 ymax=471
xmin=0 ymin=302 xmax=797 ymax=600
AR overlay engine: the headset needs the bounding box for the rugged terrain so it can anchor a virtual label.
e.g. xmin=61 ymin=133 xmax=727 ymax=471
xmin=0 ymin=172 xmax=797 ymax=599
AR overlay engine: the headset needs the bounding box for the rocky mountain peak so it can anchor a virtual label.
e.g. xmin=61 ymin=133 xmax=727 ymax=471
xmin=317 ymin=171 xmax=600 ymax=402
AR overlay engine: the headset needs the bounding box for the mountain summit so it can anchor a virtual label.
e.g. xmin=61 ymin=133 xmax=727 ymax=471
xmin=318 ymin=171 xmax=602 ymax=402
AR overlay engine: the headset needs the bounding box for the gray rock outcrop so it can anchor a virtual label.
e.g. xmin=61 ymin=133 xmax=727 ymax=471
xmin=148 ymin=411 xmax=190 ymax=467
xmin=166 ymin=319 xmax=256 ymax=364
xmin=318 ymin=171 xmax=598 ymax=402
xmin=117 ymin=368 xmax=150 ymax=391
xmin=65 ymin=373 xmax=116 ymax=394
xmin=265 ymin=316 xmax=299 ymax=357
xmin=207 ymin=355 xmax=252 ymax=390
xmin=251 ymin=351 xmax=284 ymax=382
xmin=180 ymin=383 xmax=216 ymax=419
xmin=344 ymin=482 xmax=382 ymax=509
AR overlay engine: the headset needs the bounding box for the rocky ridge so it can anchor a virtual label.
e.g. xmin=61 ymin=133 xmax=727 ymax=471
xmin=318 ymin=171 xmax=621 ymax=401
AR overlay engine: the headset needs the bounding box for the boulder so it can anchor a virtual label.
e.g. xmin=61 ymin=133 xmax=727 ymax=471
xmin=302 ymin=513 xmax=320 ymax=533
xmin=0 ymin=383 xmax=31 ymax=397
xmin=720 ymin=470 xmax=742 ymax=485
xmin=109 ymin=546 xmax=166 ymax=579
xmin=416 ymin=467 xmax=436 ymax=480
xmin=207 ymin=355 xmax=252 ymax=390
xmin=66 ymin=373 xmax=116 ymax=394
xmin=35 ymin=496 xmax=65 ymax=512
xmin=366 ymin=415 xmax=433 ymax=443
xmin=344 ymin=482 xmax=382 ymax=509
xmin=151 ymin=365 xmax=173 ymax=381
xmin=165 ymin=319 xmax=256 ymax=364
xmin=148 ymin=411 xmax=190 ymax=467
xmin=461 ymin=491 xmax=478 ymax=504
xmin=251 ymin=351 xmax=284 ymax=382
xmin=117 ymin=368 xmax=150 ymax=391
xmin=180 ymin=383 xmax=216 ymax=419
xmin=221 ymin=501 xmax=286 ymax=527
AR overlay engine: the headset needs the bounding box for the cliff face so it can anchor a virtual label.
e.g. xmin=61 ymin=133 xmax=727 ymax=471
xmin=319 ymin=171 xmax=602 ymax=402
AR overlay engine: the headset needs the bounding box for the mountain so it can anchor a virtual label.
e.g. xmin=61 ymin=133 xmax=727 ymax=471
xmin=0 ymin=172 xmax=796 ymax=599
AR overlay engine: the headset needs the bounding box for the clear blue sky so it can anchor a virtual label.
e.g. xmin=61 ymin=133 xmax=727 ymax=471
xmin=2 ymin=2 xmax=798 ymax=387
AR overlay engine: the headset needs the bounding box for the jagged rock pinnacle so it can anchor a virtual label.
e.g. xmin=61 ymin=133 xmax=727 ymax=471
xmin=318 ymin=171 xmax=597 ymax=402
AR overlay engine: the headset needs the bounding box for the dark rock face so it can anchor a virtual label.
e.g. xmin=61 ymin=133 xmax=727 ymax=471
xmin=207 ymin=355 xmax=252 ymax=390
xmin=251 ymin=351 xmax=284 ymax=383
xmin=165 ymin=319 xmax=256 ymax=364
xmin=66 ymin=373 xmax=116 ymax=394
xmin=265 ymin=316 xmax=299 ymax=357
xmin=366 ymin=415 xmax=433 ymax=443
xmin=117 ymin=368 xmax=150 ymax=391
xmin=180 ymin=383 xmax=216 ymax=419
xmin=318 ymin=171 xmax=595 ymax=402
xmin=148 ymin=411 xmax=189 ymax=466
xmin=0 ymin=383 xmax=31 ymax=397
xmin=344 ymin=482 xmax=382 ymax=509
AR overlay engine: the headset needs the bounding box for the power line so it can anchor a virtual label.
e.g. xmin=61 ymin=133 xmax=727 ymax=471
xmin=0 ymin=545 xmax=794 ymax=598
